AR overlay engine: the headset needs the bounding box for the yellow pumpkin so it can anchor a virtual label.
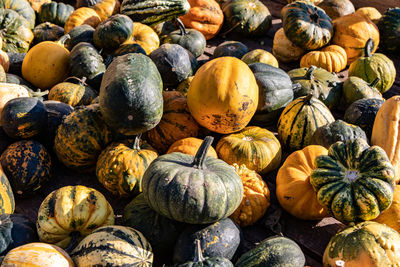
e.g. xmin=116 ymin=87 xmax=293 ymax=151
xmin=272 ymin=28 xmax=305 ymax=63
xmin=230 ymin=164 xmax=270 ymax=227
xmin=374 ymin=185 xmax=400 ymax=233
xmin=64 ymin=7 xmax=101 ymax=33
xmin=276 ymin=145 xmax=330 ymax=220
xmin=22 ymin=34 xmax=70 ymax=89
xmin=123 ymin=22 xmax=159 ymax=54
xmin=187 ymin=57 xmax=258 ymax=134
xmin=356 ymin=7 xmax=382 ymax=24
xmin=300 ymin=45 xmax=347 ymax=72
xmin=241 ymin=49 xmax=279 ymax=67
xmin=28 ymin=0 xmax=51 ymax=12
xmin=167 ymin=137 xmax=218 ymax=158
xmin=91 ymin=0 xmax=120 ymax=22
xmin=0 ymin=50 xmax=9 ymax=72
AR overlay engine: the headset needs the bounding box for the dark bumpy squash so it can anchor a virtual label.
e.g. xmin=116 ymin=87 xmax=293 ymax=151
xmin=317 ymin=0 xmax=355 ymax=20
xmin=0 ymin=215 xmax=13 ymax=255
xmin=142 ymin=136 xmax=243 ymax=224
xmin=235 ymin=236 xmax=305 ymax=267
xmin=343 ymin=76 xmax=382 ymax=105
xmin=64 ymin=24 xmax=94 ymax=51
xmin=310 ymin=138 xmax=395 ymax=223
xmin=0 ymin=140 xmax=51 ymax=197
xmin=281 ymin=1 xmax=333 ymax=50
xmin=113 ymin=43 xmax=146 ymax=57
xmin=33 ymin=22 xmax=64 ymax=44
xmin=213 ymin=41 xmax=248 ymax=59
xmin=278 ymin=95 xmax=335 ymax=151
xmin=311 ymin=120 xmax=367 ymax=149
xmin=323 ymin=221 xmax=400 ymax=266
xmin=120 ymin=0 xmax=190 ymax=26
xmin=42 ymin=100 xmax=74 ymax=143
xmin=54 ymin=104 xmax=113 ymax=172
xmin=70 ymin=225 xmax=153 ymax=266
xmin=0 ymin=9 xmax=33 ymax=53
xmin=99 ymin=53 xmax=163 ymax=135
xmin=38 ymin=2 xmax=74 ymax=27
xmin=48 ymin=77 xmax=97 ymax=107
xmin=0 ymin=165 xmax=14 ymax=214
xmin=378 ymin=8 xmax=400 ymax=53
xmin=0 ymin=0 xmax=35 ymax=29
xmin=173 ymin=218 xmax=241 ymax=263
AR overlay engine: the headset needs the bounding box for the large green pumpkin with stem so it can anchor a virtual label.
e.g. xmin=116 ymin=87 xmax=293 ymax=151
xmin=0 ymin=9 xmax=33 ymax=53
xmin=142 ymin=136 xmax=243 ymax=224
xmin=0 ymin=0 xmax=35 ymax=29
xmin=378 ymin=7 xmax=400 ymax=54
xmin=310 ymin=138 xmax=396 ymax=223
xmin=38 ymin=2 xmax=74 ymax=27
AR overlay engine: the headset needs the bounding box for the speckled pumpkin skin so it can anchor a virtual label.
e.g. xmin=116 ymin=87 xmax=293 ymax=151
xmin=48 ymin=80 xmax=97 ymax=107
xmin=0 ymin=140 xmax=51 ymax=197
xmin=37 ymin=185 xmax=115 ymax=249
xmin=0 ymin=165 xmax=14 ymax=214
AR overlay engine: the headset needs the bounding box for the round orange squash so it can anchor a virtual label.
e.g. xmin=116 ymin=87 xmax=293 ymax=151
xmin=167 ymin=137 xmax=218 ymax=158
xmin=374 ymin=184 xmax=400 ymax=232
xmin=91 ymin=0 xmax=120 ymax=22
xmin=276 ymin=145 xmax=330 ymax=220
xmin=272 ymin=28 xmax=305 ymax=63
xmin=187 ymin=56 xmax=258 ymax=134
xmin=123 ymin=22 xmax=159 ymax=54
xmin=300 ymin=45 xmax=347 ymax=72
xmin=355 ymin=7 xmax=381 ymax=24
xmin=64 ymin=7 xmax=101 ymax=33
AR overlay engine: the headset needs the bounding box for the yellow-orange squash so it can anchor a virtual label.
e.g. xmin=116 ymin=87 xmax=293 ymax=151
xmin=356 ymin=7 xmax=382 ymax=24
xmin=28 ymin=0 xmax=51 ymax=12
xmin=64 ymin=7 xmax=101 ymax=33
xmin=167 ymin=137 xmax=218 ymax=158
xmin=91 ymin=0 xmax=120 ymax=22
xmin=0 ymin=50 xmax=9 ymax=72
xmin=230 ymin=164 xmax=270 ymax=227
xmin=123 ymin=22 xmax=159 ymax=54
xmin=241 ymin=49 xmax=279 ymax=67
xmin=187 ymin=57 xmax=258 ymax=134
xmin=374 ymin=185 xmax=400 ymax=232
xmin=276 ymin=145 xmax=329 ymax=220
xmin=300 ymin=45 xmax=347 ymax=72
xmin=272 ymin=28 xmax=305 ymax=63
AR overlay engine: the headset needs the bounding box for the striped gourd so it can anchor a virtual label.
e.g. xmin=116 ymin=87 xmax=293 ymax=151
xmin=277 ymin=94 xmax=335 ymax=151
xmin=71 ymin=225 xmax=153 ymax=267
xmin=0 ymin=165 xmax=14 ymax=214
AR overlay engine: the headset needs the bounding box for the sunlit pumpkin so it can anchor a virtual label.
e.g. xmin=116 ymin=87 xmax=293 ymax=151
xmin=167 ymin=137 xmax=218 ymax=158
xmin=0 ymin=49 xmax=9 ymax=72
xmin=91 ymin=0 xmax=120 ymax=22
xmin=64 ymin=7 xmax=101 ymax=33
xmin=356 ymin=7 xmax=381 ymax=24
xmin=123 ymin=22 xmax=159 ymax=54
xmin=300 ymin=45 xmax=347 ymax=72
xmin=374 ymin=185 xmax=400 ymax=233
xmin=272 ymin=28 xmax=305 ymax=63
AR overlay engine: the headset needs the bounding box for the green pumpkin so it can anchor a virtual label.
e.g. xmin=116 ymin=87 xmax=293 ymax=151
xmin=142 ymin=136 xmax=243 ymax=224
xmin=348 ymin=38 xmax=396 ymax=93
xmin=213 ymin=41 xmax=249 ymax=59
xmin=6 ymin=74 xmax=33 ymax=90
xmin=48 ymin=77 xmax=97 ymax=107
xmin=378 ymin=7 xmax=400 ymax=53
xmin=248 ymin=63 xmax=294 ymax=126
xmin=288 ymin=66 xmax=342 ymax=109
xmin=310 ymin=138 xmax=395 ymax=223
xmin=221 ymin=0 xmax=272 ymax=37
xmin=93 ymin=14 xmax=134 ymax=52
xmin=64 ymin=24 xmax=94 ymax=51
xmin=282 ymin=1 xmax=333 ymax=50
xmin=235 ymin=236 xmax=305 ymax=267
xmin=151 ymin=19 xmax=178 ymax=39
xmin=38 ymin=2 xmax=74 ymax=27
xmin=42 ymin=100 xmax=74 ymax=144
xmin=173 ymin=218 xmax=241 ymax=263
xmin=113 ymin=43 xmax=146 ymax=57
xmin=0 ymin=215 xmax=12 ymax=255
xmin=343 ymin=76 xmax=382 ymax=105
xmin=0 ymin=9 xmax=33 ymax=53
xmin=0 ymin=0 xmax=35 ymax=29
xmin=33 ymin=22 xmax=64 ymax=44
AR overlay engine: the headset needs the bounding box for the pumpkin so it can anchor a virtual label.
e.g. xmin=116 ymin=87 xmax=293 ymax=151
xmin=276 ymin=145 xmax=329 ymax=220
xmin=281 ymin=1 xmax=333 ymax=50
xmin=99 ymin=53 xmax=163 ymax=135
xmin=216 ymin=126 xmax=281 ymax=174
xmin=356 ymin=7 xmax=382 ymax=24
xmin=187 ymin=57 xmax=258 ymax=134
xmin=0 ymin=83 xmax=31 ymax=123
xmin=76 ymin=0 xmax=101 ymax=8
xmin=378 ymin=7 xmax=400 ymax=53
xmin=91 ymin=0 xmax=120 ymax=22
xmin=323 ymin=221 xmax=400 ymax=266
xmin=311 ymin=120 xmax=367 ymax=149
xmin=310 ymin=138 xmax=395 ymax=223
xmin=48 ymin=77 xmax=97 ymax=107
xmin=241 ymin=49 xmax=278 ymax=67
xmin=38 ymin=2 xmax=75 ymax=26
xmin=42 ymin=100 xmax=74 ymax=143
xmin=173 ymin=218 xmax=241 ymax=263
xmin=235 ymin=236 xmax=306 ymax=267
xmin=287 ymin=0 xmax=322 ymax=3
xmin=152 ymin=19 xmax=178 ymax=39
xmin=317 ymin=0 xmax=355 ymax=20
xmin=7 ymin=52 xmax=26 ymax=75
xmin=0 ymin=50 xmax=9 ymax=72
xmin=64 ymin=7 xmax=101 ymax=33
xmin=27 ymin=0 xmax=50 ymax=13
xmin=343 ymin=76 xmax=382 ymax=105
xmin=373 ymin=185 xmax=400 ymax=233
xmin=176 ymin=76 xmax=193 ymax=96
xmin=37 ymin=185 xmax=115 ymax=250
xmin=332 ymin=12 xmax=379 ymax=64
xmin=0 ymin=65 xmax=5 ymax=83
xmin=113 ymin=43 xmax=146 ymax=56
xmin=348 ymin=38 xmax=396 ymax=93
xmin=0 ymin=165 xmax=14 ymax=215
xmin=2 ymin=243 xmax=74 ymax=266
xmin=5 ymin=74 xmax=32 ymax=89
xmin=277 ymin=95 xmax=335 ymax=151
xmin=300 ymin=45 xmax=347 ymax=72
xmin=71 ymin=225 xmax=153 ymax=267
xmin=54 ymin=104 xmax=113 ymax=172
xmin=142 ymin=136 xmax=243 ymax=224
xmin=0 ymin=0 xmax=35 ymax=29
xmin=146 ymin=91 xmax=199 ymax=153
xmin=221 ymin=0 xmax=272 ymax=37
xmin=123 ymin=22 xmax=159 ymax=54
xmin=0 ymin=140 xmax=51 ymax=197
xmin=213 ymin=41 xmax=249 ymax=59
xmin=0 ymin=9 xmax=33 ymax=53
xmin=33 ymin=22 xmax=65 ymax=44
xmin=64 ymin=24 xmax=94 ymax=51
xmin=22 ymin=34 xmax=70 ymax=89
xmin=230 ymin=164 xmax=270 ymax=227
xmin=167 ymin=137 xmax=218 ymax=158
xmin=272 ymin=28 xmax=305 ymax=63
xmin=179 ymin=0 xmax=223 ymax=40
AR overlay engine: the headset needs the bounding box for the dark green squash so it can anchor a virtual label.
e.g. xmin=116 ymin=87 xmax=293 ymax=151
xmin=7 ymin=52 xmax=26 ymax=75
xmin=64 ymin=24 xmax=94 ymax=51
xmin=343 ymin=76 xmax=382 ymax=105
xmin=152 ymin=19 xmax=178 ymax=39
xmin=0 ymin=9 xmax=33 ymax=53
xmin=6 ymin=74 xmax=33 ymax=90
xmin=0 ymin=214 xmax=12 ymax=255
xmin=33 ymin=22 xmax=64 ymax=44
xmin=378 ymin=7 xmax=400 ymax=54
xmin=38 ymin=2 xmax=74 ymax=27
xmin=113 ymin=43 xmax=146 ymax=57
xmin=235 ymin=236 xmax=305 ymax=267
xmin=75 ymin=0 xmax=101 ymax=8
xmin=281 ymin=1 xmax=333 ymax=50
xmin=99 ymin=53 xmax=163 ymax=135
xmin=43 ymin=100 xmax=74 ymax=144
xmin=317 ymin=0 xmax=355 ymax=20
xmin=173 ymin=218 xmax=241 ymax=263
xmin=213 ymin=41 xmax=248 ymax=59
xmin=0 ymin=0 xmax=35 ymax=29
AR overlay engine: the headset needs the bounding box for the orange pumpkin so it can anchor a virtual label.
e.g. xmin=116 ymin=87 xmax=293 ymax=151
xmin=92 ymin=0 xmax=120 ymax=22
xmin=64 ymin=7 xmax=101 ymax=33
xmin=123 ymin=22 xmax=159 ymax=54
xmin=167 ymin=137 xmax=218 ymax=158
xmin=272 ymin=28 xmax=305 ymax=63
xmin=374 ymin=185 xmax=400 ymax=233
xmin=300 ymin=45 xmax=347 ymax=72
xmin=0 ymin=50 xmax=9 ymax=72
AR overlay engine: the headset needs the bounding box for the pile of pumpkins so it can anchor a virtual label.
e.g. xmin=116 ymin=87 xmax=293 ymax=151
xmin=0 ymin=0 xmax=398 ymax=265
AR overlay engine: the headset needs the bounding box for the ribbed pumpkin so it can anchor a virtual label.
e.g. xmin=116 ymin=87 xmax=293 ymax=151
xmin=241 ymin=49 xmax=278 ymax=67
xmin=0 ymin=9 xmax=33 ymax=53
xmin=378 ymin=7 xmax=400 ymax=53
xmin=71 ymin=225 xmax=153 ymax=267
xmin=323 ymin=221 xmax=400 ymax=266
xmin=187 ymin=57 xmax=258 ymax=134
xmin=123 ymin=22 xmax=159 ymax=54
xmin=213 ymin=40 xmax=249 ymax=59
xmin=0 ymin=0 xmax=35 ymax=29
xmin=230 ymin=164 xmax=270 ymax=227
xmin=179 ymin=0 xmax=223 ymax=40
xmin=27 ymin=0 xmax=51 ymax=13
xmin=277 ymin=95 xmax=335 ymax=151
xmin=146 ymin=91 xmax=199 ymax=154
xmin=317 ymin=0 xmax=355 ymax=20
xmin=216 ymin=126 xmax=281 ymax=174
xmin=91 ymin=0 xmax=120 ymax=22
xmin=281 ymin=1 xmax=333 ymax=50
xmin=38 ymin=2 xmax=75 ymax=26
xmin=276 ymin=145 xmax=329 ymax=220
xmin=300 ymin=45 xmax=347 ymax=72
xmin=356 ymin=7 xmax=382 ymax=24
xmin=343 ymin=76 xmax=382 ymax=105
xmin=142 ymin=136 xmax=243 ymax=224
xmin=22 ymin=34 xmax=70 ymax=89
xmin=33 ymin=22 xmax=65 ymax=44
xmin=310 ymin=138 xmax=395 ymax=223
xmin=37 ymin=185 xmax=115 ymax=249
xmin=0 ymin=165 xmax=14 ymax=215
xmin=2 ymin=243 xmax=74 ymax=266
xmin=374 ymin=185 xmax=400 ymax=233
xmin=54 ymin=104 xmax=113 ymax=172
xmin=167 ymin=137 xmax=218 ymax=158
xmin=64 ymin=7 xmax=101 ymax=33
xmin=272 ymin=28 xmax=305 ymax=63
xmin=96 ymin=135 xmax=158 ymax=197
xmin=48 ymin=77 xmax=97 ymax=107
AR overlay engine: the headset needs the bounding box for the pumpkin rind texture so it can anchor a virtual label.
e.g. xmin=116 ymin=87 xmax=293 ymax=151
xmin=0 ymin=215 xmax=13 ymax=255
xmin=0 ymin=9 xmax=33 ymax=53
xmin=33 ymin=22 xmax=65 ymax=44
xmin=64 ymin=24 xmax=94 ymax=51
xmin=355 ymin=7 xmax=382 ymax=24
xmin=241 ymin=49 xmax=279 ymax=67
xmin=0 ymin=0 xmax=35 ymax=29
xmin=39 ymin=2 xmax=75 ymax=26
xmin=0 ymin=166 xmax=14 ymax=215
xmin=167 ymin=137 xmax=218 ymax=158
xmin=43 ymin=100 xmax=74 ymax=144
xmin=374 ymin=185 xmax=400 ymax=233
xmin=91 ymin=0 xmax=120 ymax=22
xmin=300 ymin=45 xmax=347 ymax=72
xmin=272 ymin=28 xmax=305 ymax=63
xmin=343 ymin=76 xmax=382 ymax=105
xmin=310 ymin=138 xmax=395 ymax=223
xmin=378 ymin=7 xmax=400 ymax=53
xmin=317 ymin=0 xmax=355 ymax=20
xmin=48 ymin=78 xmax=97 ymax=107
xmin=64 ymin=7 xmax=101 ymax=33
xmin=123 ymin=22 xmax=160 ymax=54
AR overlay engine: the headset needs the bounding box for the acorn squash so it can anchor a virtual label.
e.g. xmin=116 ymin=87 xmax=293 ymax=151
xmin=123 ymin=22 xmax=159 ymax=54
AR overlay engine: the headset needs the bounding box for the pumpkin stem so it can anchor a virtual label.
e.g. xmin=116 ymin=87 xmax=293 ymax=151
xmin=64 ymin=231 xmax=80 ymax=253
xmin=193 ymin=240 xmax=205 ymax=262
xmin=133 ymin=133 xmax=142 ymax=151
xmin=305 ymin=66 xmax=317 ymax=80
xmin=304 ymin=93 xmax=314 ymax=104
xmin=64 ymin=76 xmax=88 ymax=86
xmin=29 ymin=89 xmax=49 ymax=98
xmin=370 ymin=77 xmax=380 ymax=87
xmin=192 ymin=136 xmax=214 ymax=169
xmin=175 ymin=18 xmax=187 ymax=36
xmin=364 ymin=38 xmax=374 ymax=57
xmin=57 ymin=34 xmax=71 ymax=46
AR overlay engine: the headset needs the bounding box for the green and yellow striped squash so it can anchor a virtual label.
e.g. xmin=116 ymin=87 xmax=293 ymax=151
xmin=0 ymin=165 xmax=14 ymax=215
xmin=310 ymin=138 xmax=396 ymax=223
xmin=0 ymin=9 xmax=33 ymax=53
xmin=48 ymin=77 xmax=97 ymax=107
